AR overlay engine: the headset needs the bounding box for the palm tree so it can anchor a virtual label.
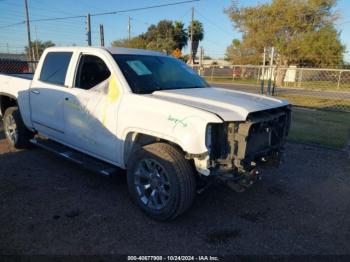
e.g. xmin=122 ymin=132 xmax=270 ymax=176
xmin=173 ymin=21 xmax=188 ymax=51
xmin=188 ymin=20 xmax=204 ymax=63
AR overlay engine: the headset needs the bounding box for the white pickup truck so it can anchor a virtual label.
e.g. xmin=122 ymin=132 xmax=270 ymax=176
xmin=0 ymin=47 xmax=291 ymax=220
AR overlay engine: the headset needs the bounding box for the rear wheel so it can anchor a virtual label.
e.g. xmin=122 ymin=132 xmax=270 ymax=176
xmin=3 ymin=107 xmax=34 ymax=148
xmin=127 ymin=143 xmax=196 ymax=221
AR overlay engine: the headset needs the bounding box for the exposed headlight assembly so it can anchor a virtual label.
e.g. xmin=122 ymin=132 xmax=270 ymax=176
xmin=205 ymin=124 xmax=212 ymax=153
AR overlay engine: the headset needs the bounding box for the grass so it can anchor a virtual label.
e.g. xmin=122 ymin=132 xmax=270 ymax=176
xmin=276 ymin=94 xmax=350 ymax=112
xmin=207 ymin=77 xmax=350 ymax=112
xmin=296 ymin=80 xmax=350 ymax=91
xmin=207 ymin=77 xmax=350 ymax=92
xmin=205 ymin=77 xmax=260 ymax=85
xmin=288 ymin=107 xmax=350 ymax=149
xmin=205 ymin=77 xmax=350 ymax=148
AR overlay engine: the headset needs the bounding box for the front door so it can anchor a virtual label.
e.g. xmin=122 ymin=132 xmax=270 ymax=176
xmin=30 ymin=51 xmax=73 ymax=141
xmin=63 ymin=54 xmax=120 ymax=163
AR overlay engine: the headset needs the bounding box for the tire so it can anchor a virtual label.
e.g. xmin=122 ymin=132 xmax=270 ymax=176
xmin=127 ymin=142 xmax=196 ymax=221
xmin=3 ymin=106 xmax=34 ymax=149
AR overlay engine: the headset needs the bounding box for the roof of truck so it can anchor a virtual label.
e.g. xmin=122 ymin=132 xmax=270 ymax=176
xmin=44 ymin=46 xmax=167 ymax=57
xmin=106 ymin=47 xmax=166 ymax=56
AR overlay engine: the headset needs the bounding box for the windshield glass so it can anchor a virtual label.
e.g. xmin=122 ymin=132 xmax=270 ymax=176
xmin=113 ymin=54 xmax=209 ymax=94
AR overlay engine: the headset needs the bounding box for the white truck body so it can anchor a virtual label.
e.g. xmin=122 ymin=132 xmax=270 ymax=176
xmin=0 ymin=47 xmax=290 ymax=176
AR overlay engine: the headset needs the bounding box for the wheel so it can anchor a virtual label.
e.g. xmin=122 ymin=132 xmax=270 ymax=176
xmin=3 ymin=106 xmax=34 ymax=149
xmin=127 ymin=142 xmax=196 ymax=221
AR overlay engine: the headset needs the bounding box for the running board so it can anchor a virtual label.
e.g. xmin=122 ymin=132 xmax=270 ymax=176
xmin=30 ymin=138 xmax=119 ymax=176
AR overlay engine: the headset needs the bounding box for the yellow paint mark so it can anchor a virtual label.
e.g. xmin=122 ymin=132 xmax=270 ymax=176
xmin=102 ymin=74 xmax=120 ymax=126
xmin=65 ymin=101 xmax=81 ymax=110
xmin=102 ymin=108 xmax=107 ymax=126
xmin=107 ymin=74 xmax=120 ymax=102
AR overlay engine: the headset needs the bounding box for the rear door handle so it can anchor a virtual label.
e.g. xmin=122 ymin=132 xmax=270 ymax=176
xmin=31 ymin=90 xmax=40 ymax=94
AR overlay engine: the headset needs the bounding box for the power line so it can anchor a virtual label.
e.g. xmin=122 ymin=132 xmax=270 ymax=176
xmin=30 ymin=15 xmax=86 ymax=23
xmin=31 ymin=0 xmax=78 ymax=16
xmin=195 ymin=9 xmax=233 ymax=37
xmin=0 ymin=21 xmax=25 ymax=29
xmin=91 ymin=0 xmax=200 ymax=17
xmin=0 ymin=0 xmax=199 ymax=29
xmin=179 ymin=7 xmax=192 ymax=21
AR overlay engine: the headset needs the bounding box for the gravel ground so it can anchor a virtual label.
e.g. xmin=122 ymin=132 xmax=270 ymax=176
xmin=0 ymin=123 xmax=350 ymax=255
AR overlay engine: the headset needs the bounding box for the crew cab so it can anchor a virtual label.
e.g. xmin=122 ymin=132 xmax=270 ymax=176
xmin=0 ymin=47 xmax=291 ymax=220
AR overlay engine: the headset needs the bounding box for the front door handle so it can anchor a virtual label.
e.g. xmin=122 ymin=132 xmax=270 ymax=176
xmin=31 ymin=90 xmax=40 ymax=95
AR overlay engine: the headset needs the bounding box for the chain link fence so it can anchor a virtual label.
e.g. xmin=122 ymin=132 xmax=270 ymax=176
xmin=0 ymin=59 xmax=349 ymax=148
xmin=1 ymin=60 xmax=349 ymax=112
xmin=0 ymin=59 xmax=38 ymax=74
xmin=193 ymin=65 xmax=350 ymax=112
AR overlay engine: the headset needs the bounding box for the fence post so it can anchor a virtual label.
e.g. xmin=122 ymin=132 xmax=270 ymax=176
xmin=337 ymin=70 xmax=342 ymax=89
xmin=260 ymin=65 xmax=265 ymax=94
xmin=298 ymin=69 xmax=303 ymax=88
xmin=232 ymin=66 xmax=235 ymax=81
xmin=257 ymin=66 xmax=261 ymax=84
xmin=211 ymin=66 xmax=214 ymax=81
xmin=267 ymin=65 xmax=272 ymax=95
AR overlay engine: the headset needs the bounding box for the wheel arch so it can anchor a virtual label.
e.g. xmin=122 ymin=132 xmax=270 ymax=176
xmin=0 ymin=93 xmax=18 ymax=117
xmin=123 ymin=131 xmax=187 ymax=167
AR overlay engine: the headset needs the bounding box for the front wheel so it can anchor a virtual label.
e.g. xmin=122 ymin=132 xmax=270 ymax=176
xmin=127 ymin=143 xmax=196 ymax=221
xmin=3 ymin=107 xmax=34 ymax=149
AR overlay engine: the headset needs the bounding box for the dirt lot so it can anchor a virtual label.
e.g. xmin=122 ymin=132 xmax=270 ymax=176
xmin=0 ymin=126 xmax=350 ymax=255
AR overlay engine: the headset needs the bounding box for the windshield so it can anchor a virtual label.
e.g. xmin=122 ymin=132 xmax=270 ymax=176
xmin=113 ymin=54 xmax=209 ymax=94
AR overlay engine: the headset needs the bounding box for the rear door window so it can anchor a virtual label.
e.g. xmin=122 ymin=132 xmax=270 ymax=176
xmin=39 ymin=52 xmax=72 ymax=85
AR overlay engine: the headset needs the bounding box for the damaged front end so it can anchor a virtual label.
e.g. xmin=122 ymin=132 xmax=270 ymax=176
xmin=206 ymin=105 xmax=291 ymax=191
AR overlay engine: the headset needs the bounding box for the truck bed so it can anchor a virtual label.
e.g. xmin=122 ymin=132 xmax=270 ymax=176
xmin=0 ymin=73 xmax=33 ymax=124
xmin=0 ymin=73 xmax=33 ymax=91
xmin=0 ymin=73 xmax=34 ymax=80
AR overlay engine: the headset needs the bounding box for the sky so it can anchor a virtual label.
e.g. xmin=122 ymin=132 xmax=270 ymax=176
xmin=0 ymin=0 xmax=349 ymax=62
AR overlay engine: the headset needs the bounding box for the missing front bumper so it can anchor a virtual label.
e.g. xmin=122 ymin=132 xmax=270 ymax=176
xmin=207 ymin=106 xmax=291 ymax=173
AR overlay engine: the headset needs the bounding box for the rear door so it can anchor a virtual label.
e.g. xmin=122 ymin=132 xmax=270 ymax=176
xmin=30 ymin=52 xmax=72 ymax=141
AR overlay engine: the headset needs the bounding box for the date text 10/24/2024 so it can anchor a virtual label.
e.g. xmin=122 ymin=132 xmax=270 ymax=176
xmin=127 ymin=256 xmax=220 ymax=261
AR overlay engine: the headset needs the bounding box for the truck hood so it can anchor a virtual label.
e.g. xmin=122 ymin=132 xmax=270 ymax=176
xmin=152 ymin=87 xmax=289 ymax=121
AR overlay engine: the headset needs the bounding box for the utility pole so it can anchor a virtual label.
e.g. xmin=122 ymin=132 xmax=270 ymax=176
xmin=34 ymin=25 xmax=39 ymax=60
xmin=86 ymin=13 xmax=91 ymax=46
xmin=190 ymin=7 xmax=194 ymax=64
xmin=99 ymin=24 xmax=105 ymax=47
xmin=31 ymin=47 xmax=35 ymax=61
xmin=24 ymin=0 xmax=33 ymax=61
xmin=198 ymin=46 xmax=204 ymax=76
xmin=128 ymin=16 xmax=131 ymax=41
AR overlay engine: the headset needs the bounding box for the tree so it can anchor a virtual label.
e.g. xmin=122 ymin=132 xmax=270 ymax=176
xmin=25 ymin=40 xmax=55 ymax=60
xmin=143 ymin=20 xmax=176 ymax=54
xmin=112 ymin=20 xmax=189 ymax=55
xmin=173 ymin=21 xmax=188 ymax=50
xmin=225 ymin=0 xmax=346 ymax=84
xmin=111 ymin=20 xmax=195 ymax=59
xmin=188 ymin=20 xmax=204 ymax=63
xmin=111 ymin=36 xmax=147 ymax=49
xmin=225 ymin=39 xmax=261 ymax=64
